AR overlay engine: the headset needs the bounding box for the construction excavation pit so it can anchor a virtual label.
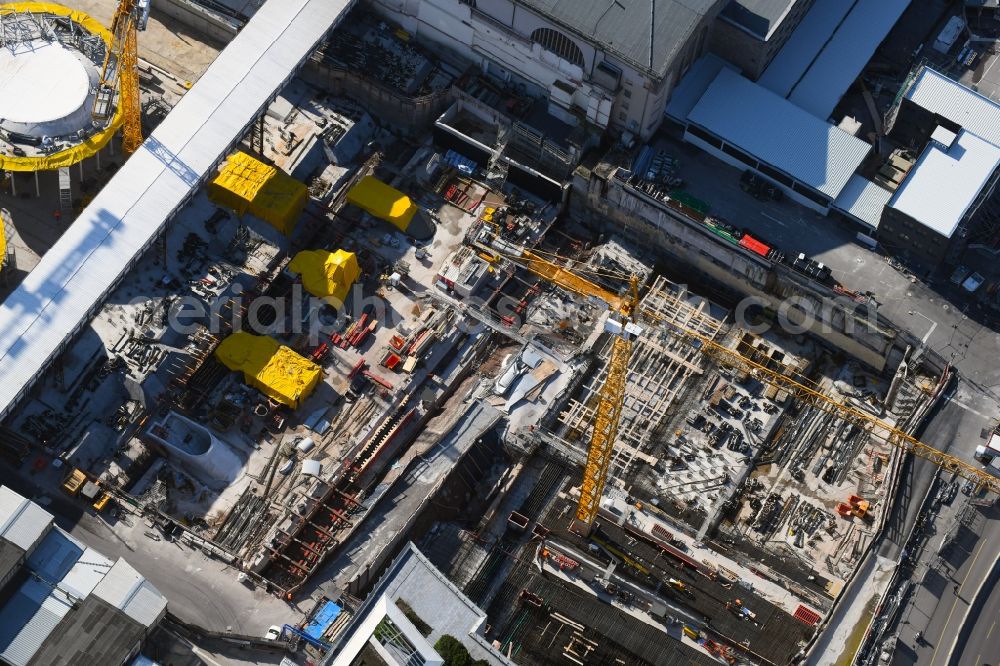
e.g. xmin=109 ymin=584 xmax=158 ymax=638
xmin=0 ymin=3 xmax=119 ymax=168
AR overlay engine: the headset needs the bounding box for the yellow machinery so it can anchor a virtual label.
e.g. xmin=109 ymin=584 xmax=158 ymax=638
xmin=513 ymin=249 xmax=639 ymax=531
xmin=61 ymin=468 xmax=87 ymax=496
xmin=504 ymin=249 xmax=1000 ymax=536
xmin=93 ymin=0 xmax=149 ymax=154
xmin=655 ymin=323 xmax=1000 ymax=495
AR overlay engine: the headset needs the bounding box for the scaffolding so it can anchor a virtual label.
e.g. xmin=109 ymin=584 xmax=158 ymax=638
xmin=558 ymin=277 xmax=724 ymax=481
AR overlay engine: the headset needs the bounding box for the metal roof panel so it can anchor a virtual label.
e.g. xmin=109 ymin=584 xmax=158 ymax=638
xmin=905 ymin=68 xmax=1000 ymax=148
xmin=786 ymin=0 xmax=911 ymax=119
xmin=687 ymin=68 xmax=871 ymax=198
xmin=888 ymin=130 xmax=1000 ymax=237
xmin=831 ymin=174 xmax=892 ymax=229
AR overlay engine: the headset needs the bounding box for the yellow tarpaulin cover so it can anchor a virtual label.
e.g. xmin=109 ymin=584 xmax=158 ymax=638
xmin=208 ymin=151 xmax=308 ymax=235
xmin=287 ymin=248 xmax=360 ymax=305
xmin=346 ymin=176 xmax=416 ymax=231
xmin=0 ymin=3 xmax=122 ymax=172
xmin=215 ymin=332 xmax=322 ymax=409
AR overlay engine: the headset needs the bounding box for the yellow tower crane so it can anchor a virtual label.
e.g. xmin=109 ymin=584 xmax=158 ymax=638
xmin=500 ymin=249 xmax=999 ymax=535
xmin=93 ymin=0 xmax=151 ymax=155
xmin=646 ymin=320 xmax=1000 ymax=496
xmin=517 ymin=250 xmax=640 ymax=531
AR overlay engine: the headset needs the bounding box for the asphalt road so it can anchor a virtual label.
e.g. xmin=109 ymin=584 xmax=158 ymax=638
xmin=652 ymin=135 xmax=1000 ymax=664
xmin=890 ymin=502 xmax=1000 ymax=666
xmin=952 ymin=554 xmax=1000 ymax=666
xmin=0 ymin=458 xmax=296 ymax=636
xmin=657 ymin=133 xmax=1000 ymax=393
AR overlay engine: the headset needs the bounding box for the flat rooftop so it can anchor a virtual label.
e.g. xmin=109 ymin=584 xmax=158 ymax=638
xmin=26 ymin=595 xmax=146 ymax=666
xmin=888 ymin=129 xmax=1000 ymax=238
xmin=720 ymin=0 xmax=799 ymax=39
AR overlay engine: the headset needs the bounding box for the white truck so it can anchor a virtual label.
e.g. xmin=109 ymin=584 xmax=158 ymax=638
xmin=934 ymin=16 xmax=965 ymax=54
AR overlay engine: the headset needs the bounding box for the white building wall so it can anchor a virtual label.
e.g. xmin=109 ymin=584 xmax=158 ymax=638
xmin=684 ymin=129 xmax=831 ymax=214
xmin=373 ymin=0 xmax=638 ymax=135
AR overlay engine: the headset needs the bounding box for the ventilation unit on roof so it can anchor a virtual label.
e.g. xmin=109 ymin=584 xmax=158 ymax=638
xmin=930 ymin=125 xmax=958 ymax=151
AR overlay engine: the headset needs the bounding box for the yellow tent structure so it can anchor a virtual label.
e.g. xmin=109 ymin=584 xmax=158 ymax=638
xmin=215 ymin=332 xmax=322 ymax=409
xmin=208 ymin=151 xmax=308 ymax=235
xmin=287 ymin=249 xmax=360 ymax=306
xmin=346 ymin=176 xmax=417 ymax=231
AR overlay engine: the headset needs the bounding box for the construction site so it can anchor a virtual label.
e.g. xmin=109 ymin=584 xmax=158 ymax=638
xmin=0 ymin=1 xmax=990 ymax=666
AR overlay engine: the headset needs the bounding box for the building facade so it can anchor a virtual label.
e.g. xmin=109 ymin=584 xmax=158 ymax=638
xmin=369 ymin=0 xmax=726 ymax=141
xmin=709 ymin=0 xmax=816 ymax=78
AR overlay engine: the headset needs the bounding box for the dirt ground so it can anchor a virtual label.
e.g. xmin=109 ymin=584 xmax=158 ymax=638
xmin=71 ymin=0 xmax=224 ymax=83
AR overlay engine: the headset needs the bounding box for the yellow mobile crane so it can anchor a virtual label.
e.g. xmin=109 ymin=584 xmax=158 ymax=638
xmin=93 ymin=0 xmax=151 ymax=155
xmin=501 ymin=249 xmax=998 ymax=534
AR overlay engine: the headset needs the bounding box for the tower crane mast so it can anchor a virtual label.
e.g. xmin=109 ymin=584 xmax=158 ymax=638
xmin=93 ymin=0 xmax=148 ymax=155
xmin=496 ymin=245 xmax=998 ymax=533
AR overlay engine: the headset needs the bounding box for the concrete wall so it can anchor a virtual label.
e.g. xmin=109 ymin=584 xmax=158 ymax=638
xmin=573 ymin=167 xmax=900 ymax=371
xmin=302 ymin=57 xmax=453 ymax=136
xmin=877 ymin=206 xmax=952 ymax=268
xmin=154 ymin=0 xmax=240 ymax=44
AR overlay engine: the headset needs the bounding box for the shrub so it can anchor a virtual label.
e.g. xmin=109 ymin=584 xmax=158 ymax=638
xmin=395 ymin=599 xmax=432 ymax=637
xmin=434 ymin=634 xmax=471 ymax=666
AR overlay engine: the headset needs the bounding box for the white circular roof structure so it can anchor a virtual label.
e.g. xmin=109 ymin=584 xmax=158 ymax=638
xmin=0 ymin=41 xmax=93 ymax=128
xmin=0 ymin=3 xmax=118 ymax=170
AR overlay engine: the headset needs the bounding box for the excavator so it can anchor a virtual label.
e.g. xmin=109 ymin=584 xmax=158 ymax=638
xmin=493 ymin=244 xmax=999 ymax=533
xmin=93 ymin=0 xmax=151 ymax=155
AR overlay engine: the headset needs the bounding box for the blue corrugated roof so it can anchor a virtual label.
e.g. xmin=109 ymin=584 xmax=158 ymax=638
xmin=27 ymin=529 xmax=83 ymax=582
xmin=664 ymin=54 xmax=736 ymax=122
xmin=758 ymin=0 xmax=854 ymax=97
xmin=687 ymin=68 xmax=871 ymax=199
xmin=786 ymin=0 xmax=911 ymax=118
xmin=0 ymin=579 xmax=71 ymax=666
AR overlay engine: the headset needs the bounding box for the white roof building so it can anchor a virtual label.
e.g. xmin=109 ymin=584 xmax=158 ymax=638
xmin=904 ymin=67 xmax=1000 ymax=148
xmin=888 ymin=130 xmax=1000 ymax=238
xmin=0 ymin=486 xmax=166 ymax=666
xmin=326 ymin=543 xmax=511 ymax=666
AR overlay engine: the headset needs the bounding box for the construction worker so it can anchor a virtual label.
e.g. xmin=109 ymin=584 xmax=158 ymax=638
xmin=53 ymin=210 xmax=62 ymax=224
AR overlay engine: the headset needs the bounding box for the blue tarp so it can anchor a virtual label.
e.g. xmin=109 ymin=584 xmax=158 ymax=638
xmin=443 ymin=149 xmax=477 ymax=175
xmin=303 ymin=600 xmax=341 ymax=639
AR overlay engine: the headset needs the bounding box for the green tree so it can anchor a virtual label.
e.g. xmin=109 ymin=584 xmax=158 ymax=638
xmin=434 ymin=634 xmax=471 ymax=666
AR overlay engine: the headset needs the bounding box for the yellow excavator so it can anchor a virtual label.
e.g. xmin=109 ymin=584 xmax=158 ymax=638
xmin=497 ymin=247 xmax=999 ymax=534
